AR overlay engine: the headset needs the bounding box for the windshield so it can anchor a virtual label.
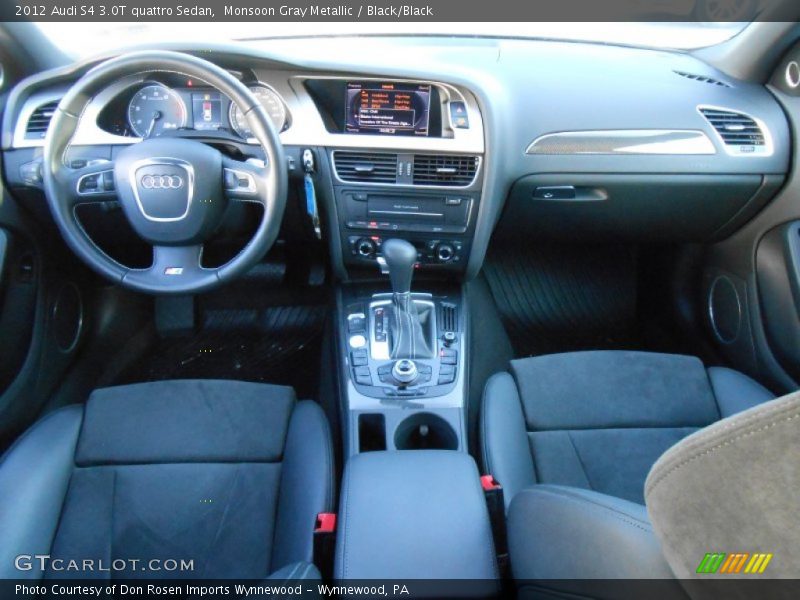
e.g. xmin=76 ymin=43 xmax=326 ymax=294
xmin=37 ymin=22 xmax=748 ymax=57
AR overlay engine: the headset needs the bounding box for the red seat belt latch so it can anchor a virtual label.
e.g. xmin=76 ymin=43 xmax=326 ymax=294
xmin=315 ymin=512 xmax=337 ymax=534
xmin=481 ymin=474 xmax=502 ymax=491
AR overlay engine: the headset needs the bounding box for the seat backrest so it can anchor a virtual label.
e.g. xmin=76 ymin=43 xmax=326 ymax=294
xmin=645 ymin=390 xmax=800 ymax=581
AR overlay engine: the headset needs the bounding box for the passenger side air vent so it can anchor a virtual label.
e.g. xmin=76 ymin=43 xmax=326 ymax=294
xmin=25 ymin=100 xmax=59 ymax=139
xmin=699 ymin=107 xmax=768 ymax=154
xmin=438 ymin=303 xmax=458 ymax=333
xmin=333 ymin=151 xmax=398 ymax=184
xmin=674 ymin=71 xmax=731 ymax=88
xmin=412 ymin=154 xmax=479 ymax=187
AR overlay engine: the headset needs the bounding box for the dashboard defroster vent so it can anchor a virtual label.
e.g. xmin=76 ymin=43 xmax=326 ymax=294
xmin=412 ymin=154 xmax=479 ymax=187
xmin=674 ymin=71 xmax=731 ymax=88
xmin=25 ymin=101 xmax=59 ymax=139
xmin=699 ymin=107 xmax=768 ymax=154
xmin=333 ymin=151 xmax=398 ymax=184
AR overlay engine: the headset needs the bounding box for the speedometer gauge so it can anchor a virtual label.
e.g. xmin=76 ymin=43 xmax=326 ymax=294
xmin=127 ymin=84 xmax=187 ymax=138
xmin=229 ymin=85 xmax=287 ymax=139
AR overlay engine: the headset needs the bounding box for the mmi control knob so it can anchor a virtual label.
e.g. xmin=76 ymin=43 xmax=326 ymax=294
xmin=436 ymin=243 xmax=456 ymax=263
xmin=356 ymin=238 xmax=377 ymax=258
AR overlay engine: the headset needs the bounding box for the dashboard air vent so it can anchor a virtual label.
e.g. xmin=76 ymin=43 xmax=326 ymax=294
xmin=412 ymin=154 xmax=479 ymax=187
xmin=699 ymin=108 xmax=766 ymax=151
xmin=25 ymin=101 xmax=59 ymax=139
xmin=334 ymin=151 xmax=398 ymax=184
xmin=674 ymin=71 xmax=731 ymax=88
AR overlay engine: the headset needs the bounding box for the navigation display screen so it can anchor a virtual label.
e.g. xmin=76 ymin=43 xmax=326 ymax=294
xmin=345 ymin=82 xmax=431 ymax=136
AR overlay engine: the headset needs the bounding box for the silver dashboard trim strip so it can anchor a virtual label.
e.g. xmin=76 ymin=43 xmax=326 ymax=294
xmin=526 ymin=129 xmax=716 ymax=155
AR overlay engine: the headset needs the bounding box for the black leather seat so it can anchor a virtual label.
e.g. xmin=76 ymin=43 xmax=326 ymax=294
xmin=0 ymin=379 xmax=333 ymax=580
xmin=481 ymin=350 xmax=775 ymax=582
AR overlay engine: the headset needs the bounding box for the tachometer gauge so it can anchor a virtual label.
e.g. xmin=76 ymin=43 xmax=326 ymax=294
xmin=127 ymin=84 xmax=187 ymax=138
xmin=229 ymin=85 xmax=287 ymax=139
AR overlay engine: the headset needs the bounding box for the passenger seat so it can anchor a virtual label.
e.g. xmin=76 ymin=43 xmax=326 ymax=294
xmin=481 ymin=350 xmax=779 ymax=586
xmin=481 ymin=350 xmax=773 ymax=506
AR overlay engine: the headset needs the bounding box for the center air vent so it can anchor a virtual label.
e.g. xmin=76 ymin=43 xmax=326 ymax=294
xmin=699 ymin=107 xmax=768 ymax=155
xmin=25 ymin=100 xmax=59 ymax=139
xmin=675 ymin=71 xmax=731 ymax=88
xmin=412 ymin=154 xmax=479 ymax=187
xmin=333 ymin=151 xmax=398 ymax=184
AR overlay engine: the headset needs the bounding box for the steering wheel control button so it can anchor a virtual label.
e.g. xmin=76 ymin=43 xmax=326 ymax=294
xmin=392 ymin=359 xmax=419 ymax=384
xmin=130 ymin=158 xmax=194 ymax=221
xmin=223 ymin=168 xmax=257 ymax=194
xmin=102 ymin=171 xmax=115 ymax=192
xmin=77 ymin=170 xmax=114 ymax=195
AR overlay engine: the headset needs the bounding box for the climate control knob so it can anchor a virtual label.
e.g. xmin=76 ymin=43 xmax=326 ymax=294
xmin=436 ymin=243 xmax=456 ymax=263
xmin=356 ymin=238 xmax=377 ymax=258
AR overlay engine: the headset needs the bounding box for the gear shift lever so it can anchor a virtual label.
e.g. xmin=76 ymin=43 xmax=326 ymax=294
xmin=382 ymin=239 xmax=416 ymax=296
xmin=381 ymin=239 xmax=432 ymax=360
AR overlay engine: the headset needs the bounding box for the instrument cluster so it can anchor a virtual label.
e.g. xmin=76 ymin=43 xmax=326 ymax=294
xmin=99 ymin=76 xmax=289 ymax=140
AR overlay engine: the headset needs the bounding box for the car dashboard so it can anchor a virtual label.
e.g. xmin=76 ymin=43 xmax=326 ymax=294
xmin=1 ymin=36 xmax=792 ymax=282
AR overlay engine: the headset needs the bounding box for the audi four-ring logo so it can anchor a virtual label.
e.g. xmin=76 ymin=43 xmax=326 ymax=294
xmin=141 ymin=174 xmax=184 ymax=189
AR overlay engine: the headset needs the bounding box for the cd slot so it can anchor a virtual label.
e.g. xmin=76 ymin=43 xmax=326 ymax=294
xmin=368 ymin=196 xmax=445 ymax=222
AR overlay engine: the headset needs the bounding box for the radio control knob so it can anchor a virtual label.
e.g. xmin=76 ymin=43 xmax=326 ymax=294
xmin=356 ymin=238 xmax=377 ymax=258
xmin=436 ymin=243 xmax=455 ymax=263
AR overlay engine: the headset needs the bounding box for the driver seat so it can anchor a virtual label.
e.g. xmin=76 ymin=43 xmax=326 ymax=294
xmin=0 ymin=379 xmax=333 ymax=580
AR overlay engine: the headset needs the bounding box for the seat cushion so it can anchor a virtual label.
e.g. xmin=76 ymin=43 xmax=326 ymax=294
xmin=507 ymin=485 xmax=675 ymax=580
xmin=482 ymin=351 xmax=774 ymax=505
xmin=0 ymin=380 xmax=333 ymax=580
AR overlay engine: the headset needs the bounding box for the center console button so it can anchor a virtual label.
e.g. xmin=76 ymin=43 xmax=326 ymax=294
xmin=440 ymin=348 xmax=458 ymax=365
xmin=392 ymin=359 xmax=419 ymax=384
xmin=349 ymin=334 xmax=367 ymax=349
xmin=348 ymin=313 xmax=366 ymax=332
xmin=351 ymin=350 xmax=368 ymax=367
xmin=354 ymin=365 xmax=373 ymax=386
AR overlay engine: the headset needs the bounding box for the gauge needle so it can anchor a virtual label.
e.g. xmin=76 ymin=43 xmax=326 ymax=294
xmin=145 ymin=110 xmax=162 ymax=138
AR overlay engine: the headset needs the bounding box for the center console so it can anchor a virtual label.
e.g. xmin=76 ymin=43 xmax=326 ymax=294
xmin=333 ymin=153 xmax=481 ymax=275
xmin=321 ymin=78 xmax=495 ymax=584
xmin=303 ymin=77 xmax=484 ymax=278
xmin=335 ymin=451 xmax=498 ymax=585
xmin=338 ymin=274 xmax=467 ymax=456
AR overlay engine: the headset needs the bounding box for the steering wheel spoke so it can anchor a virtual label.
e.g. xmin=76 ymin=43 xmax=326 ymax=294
xmin=222 ymin=156 xmax=268 ymax=206
xmin=121 ymin=244 xmax=217 ymax=292
xmin=151 ymin=244 xmax=205 ymax=276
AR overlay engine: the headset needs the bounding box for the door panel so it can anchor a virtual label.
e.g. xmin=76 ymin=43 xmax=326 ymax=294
xmin=756 ymin=222 xmax=800 ymax=381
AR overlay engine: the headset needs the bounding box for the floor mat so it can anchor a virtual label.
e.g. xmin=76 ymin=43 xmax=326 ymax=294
xmin=483 ymin=242 xmax=639 ymax=357
xmin=117 ymin=303 xmax=327 ymax=400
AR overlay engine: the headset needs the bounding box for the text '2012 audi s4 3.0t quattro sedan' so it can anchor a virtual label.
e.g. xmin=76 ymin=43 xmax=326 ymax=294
xmin=0 ymin=15 xmax=799 ymax=600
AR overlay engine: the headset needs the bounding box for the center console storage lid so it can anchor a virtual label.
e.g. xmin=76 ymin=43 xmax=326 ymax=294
xmin=335 ymin=450 xmax=498 ymax=582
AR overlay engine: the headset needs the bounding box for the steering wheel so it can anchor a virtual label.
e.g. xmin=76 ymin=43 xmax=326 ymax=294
xmin=42 ymin=50 xmax=287 ymax=295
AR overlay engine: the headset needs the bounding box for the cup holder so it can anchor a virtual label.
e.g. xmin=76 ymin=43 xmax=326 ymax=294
xmin=394 ymin=412 xmax=458 ymax=450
